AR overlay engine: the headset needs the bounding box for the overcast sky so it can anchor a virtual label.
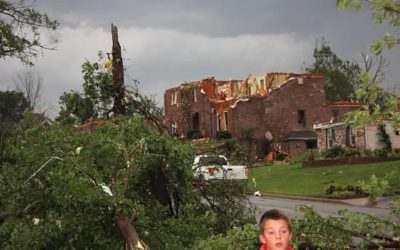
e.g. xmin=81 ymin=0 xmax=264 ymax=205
xmin=0 ymin=0 xmax=399 ymax=117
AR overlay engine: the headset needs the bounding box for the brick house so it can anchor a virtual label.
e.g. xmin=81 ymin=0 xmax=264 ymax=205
xmin=314 ymin=119 xmax=400 ymax=151
xmin=164 ymin=72 xmax=358 ymax=156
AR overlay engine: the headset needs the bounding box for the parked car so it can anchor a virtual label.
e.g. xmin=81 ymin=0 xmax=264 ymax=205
xmin=192 ymin=154 xmax=248 ymax=181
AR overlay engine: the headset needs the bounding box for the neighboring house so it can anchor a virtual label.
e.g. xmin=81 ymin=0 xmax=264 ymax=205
xmin=164 ymin=72 xmax=360 ymax=156
xmin=314 ymin=120 xmax=400 ymax=151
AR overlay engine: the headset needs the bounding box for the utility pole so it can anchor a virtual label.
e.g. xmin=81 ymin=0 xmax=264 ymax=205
xmin=111 ymin=24 xmax=126 ymax=116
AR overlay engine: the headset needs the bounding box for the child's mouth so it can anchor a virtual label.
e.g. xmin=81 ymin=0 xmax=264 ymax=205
xmin=275 ymin=243 xmax=283 ymax=248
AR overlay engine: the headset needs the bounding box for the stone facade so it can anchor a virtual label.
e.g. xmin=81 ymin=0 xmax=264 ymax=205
xmin=315 ymin=121 xmax=367 ymax=151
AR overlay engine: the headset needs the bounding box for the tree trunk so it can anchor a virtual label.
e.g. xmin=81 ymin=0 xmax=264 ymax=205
xmin=114 ymin=216 xmax=150 ymax=250
xmin=111 ymin=24 xmax=126 ymax=116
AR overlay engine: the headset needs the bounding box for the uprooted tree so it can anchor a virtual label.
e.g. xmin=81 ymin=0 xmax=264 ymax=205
xmin=0 ymin=24 xmax=255 ymax=249
xmin=0 ymin=116 xmax=255 ymax=249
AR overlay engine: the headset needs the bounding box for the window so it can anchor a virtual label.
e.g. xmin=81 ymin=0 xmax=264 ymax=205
xmin=193 ymin=88 xmax=197 ymax=102
xmin=297 ymin=110 xmax=306 ymax=127
xmin=216 ymin=113 xmax=221 ymax=132
xmin=223 ymin=111 xmax=228 ymax=130
xmin=248 ymin=86 xmax=252 ymax=95
xmin=345 ymin=125 xmax=354 ymax=146
xmin=260 ymin=79 xmax=264 ymax=89
xmin=171 ymin=91 xmax=178 ymax=105
xmin=327 ymin=128 xmax=335 ymax=148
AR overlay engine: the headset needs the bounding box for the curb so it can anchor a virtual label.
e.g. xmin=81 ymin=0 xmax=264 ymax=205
xmin=255 ymin=192 xmax=348 ymax=205
xmin=250 ymin=192 xmax=395 ymax=209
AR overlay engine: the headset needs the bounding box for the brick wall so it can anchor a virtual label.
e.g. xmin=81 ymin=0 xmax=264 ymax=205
xmin=164 ymin=85 xmax=215 ymax=137
xmin=230 ymin=77 xmax=331 ymax=143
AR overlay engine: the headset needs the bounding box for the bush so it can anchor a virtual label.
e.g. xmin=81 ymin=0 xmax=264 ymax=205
xmin=216 ymin=130 xmax=232 ymax=139
xmin=322 ymin=146 xmax=345 ymax=159
xmin=325 ymin=184 xmax=366 ymax=197
xmin=373 ymin=149 xmax=388 ymax=158
xmin=358 ymin=174 xmax=390 ymax=199
xmin=291 ymin=149 xmax=319 ymax=164
xmin=363 ymin=149 xmax=373 ymax=157
xmin=344 ymin=148 xmax=361 ymax=157
xmin=187 ymin=130 xmax=201 ymax=139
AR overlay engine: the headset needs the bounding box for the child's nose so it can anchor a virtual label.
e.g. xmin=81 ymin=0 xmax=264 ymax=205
xmin=275 ymin=232 xmax=282 ymax=239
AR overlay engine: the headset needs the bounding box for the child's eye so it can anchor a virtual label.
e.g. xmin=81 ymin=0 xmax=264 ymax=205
xmin=267 ymin=231 xmax=274 ymax=235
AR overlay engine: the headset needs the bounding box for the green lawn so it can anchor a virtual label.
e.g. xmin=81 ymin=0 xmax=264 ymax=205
xmin=247 ymin=160 xmax=400 ymax=197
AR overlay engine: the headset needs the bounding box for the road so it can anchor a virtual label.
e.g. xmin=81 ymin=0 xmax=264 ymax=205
xmin=249 ymin=195 xmax=393 ymax=223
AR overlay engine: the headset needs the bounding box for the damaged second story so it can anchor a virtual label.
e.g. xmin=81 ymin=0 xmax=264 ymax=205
xmin=164 ymin=72 xmax=295 ymax=138
xmin=164 ymin=72 xmax=358 ymax=155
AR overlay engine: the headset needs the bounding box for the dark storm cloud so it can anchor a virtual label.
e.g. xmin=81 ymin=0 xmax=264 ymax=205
xmin=0 ymin=0 xmax=398 ymax=117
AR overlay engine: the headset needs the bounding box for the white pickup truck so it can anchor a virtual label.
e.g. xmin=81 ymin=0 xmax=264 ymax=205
xmin=192 ymin=155 xmax=248 ymax=181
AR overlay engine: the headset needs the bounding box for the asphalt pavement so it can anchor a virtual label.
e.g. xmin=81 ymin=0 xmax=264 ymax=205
xmin=250 ymin=193 xmax=399 ymax=222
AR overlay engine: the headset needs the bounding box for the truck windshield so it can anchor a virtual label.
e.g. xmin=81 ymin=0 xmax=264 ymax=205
xmin=198 ymin=156 xmax=227 ymax=166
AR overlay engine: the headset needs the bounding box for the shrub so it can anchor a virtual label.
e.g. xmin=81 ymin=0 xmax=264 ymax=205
xmin=363 ymin=149 xmax=373 ymax=157
xmin=187 ymin=130 xmax=201 ymax=139
xmin=216 ymin=130 xmax=232 ymax=139
xmin=344 ymin=148 xmax=361 ymax=157
xmin=325 ymin=184 xmax=366 ymax=197
xmin=373 ymin=149 xmax=388 ymax=158
xmin=327 ymin=190 xmax=357 ymax=199
xmin=322 ymin=146 xmax=345 ymax=159
xmin=358 ymin=174 xmax=390 ymax=199
xmin=291 ymin=149 xmax=318 ymax=164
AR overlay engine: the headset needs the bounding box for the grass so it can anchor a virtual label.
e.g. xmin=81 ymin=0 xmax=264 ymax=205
xmin=247 ymin=160 xmax=400 ymax=197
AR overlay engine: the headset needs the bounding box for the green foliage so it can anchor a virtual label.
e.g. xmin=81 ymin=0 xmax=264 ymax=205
xmin=292 ymin=204 xmax=400 ymax=249
xmin=0 ymin=0 xmax=59 ymax=65
xmin=306 ymin=38 xmax=360 ymax=101
xmin=0 ymin=90 xmax=29 ymax=157
xmin=337 ymin=0 xmax=400 ymax=54
xmin=344 ymin=72 xmax=400 ymax=129
xmin=0 ymin=117 xmax=254 ymax=249
xmin=292 ymin=205 xmax=353 ymax=248
xmin=57 ymin=52 xmax=114 ymax=124
xmin=344 ymin=147 xmax=361 ymax=157
xmin=322 ymin=145 xmax=345 ymax=159
xmin=291 ymin=149 xmax=319 ymax=163
xmin=377 ymin=123 xmax=392 ymax=152
xmin=57 ymin=52 xmax=164 ymax=129
xmin=192 ymin=224 xmax=259 ymax=250
xmin=373 ymin=148 xmax=388 ymax=158
xmin=358 ymin=174 xmax=390 ymax=199
xmin=325 ymin=184 xmax=365 ymax=198
xmin=0 ymin=90 xmax=29 ymax=122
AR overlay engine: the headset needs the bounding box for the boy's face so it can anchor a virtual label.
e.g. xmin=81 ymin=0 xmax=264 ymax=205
xmin=259 ymin=219 xmax=292 ymax=250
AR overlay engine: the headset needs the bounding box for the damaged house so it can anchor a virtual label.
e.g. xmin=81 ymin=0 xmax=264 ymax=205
xmin=164 ymin=72 xmax=356 ymax=156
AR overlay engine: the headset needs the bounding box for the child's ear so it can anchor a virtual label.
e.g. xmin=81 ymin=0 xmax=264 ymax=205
xmin=259 ymin=234 xmax=266 ymax=244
